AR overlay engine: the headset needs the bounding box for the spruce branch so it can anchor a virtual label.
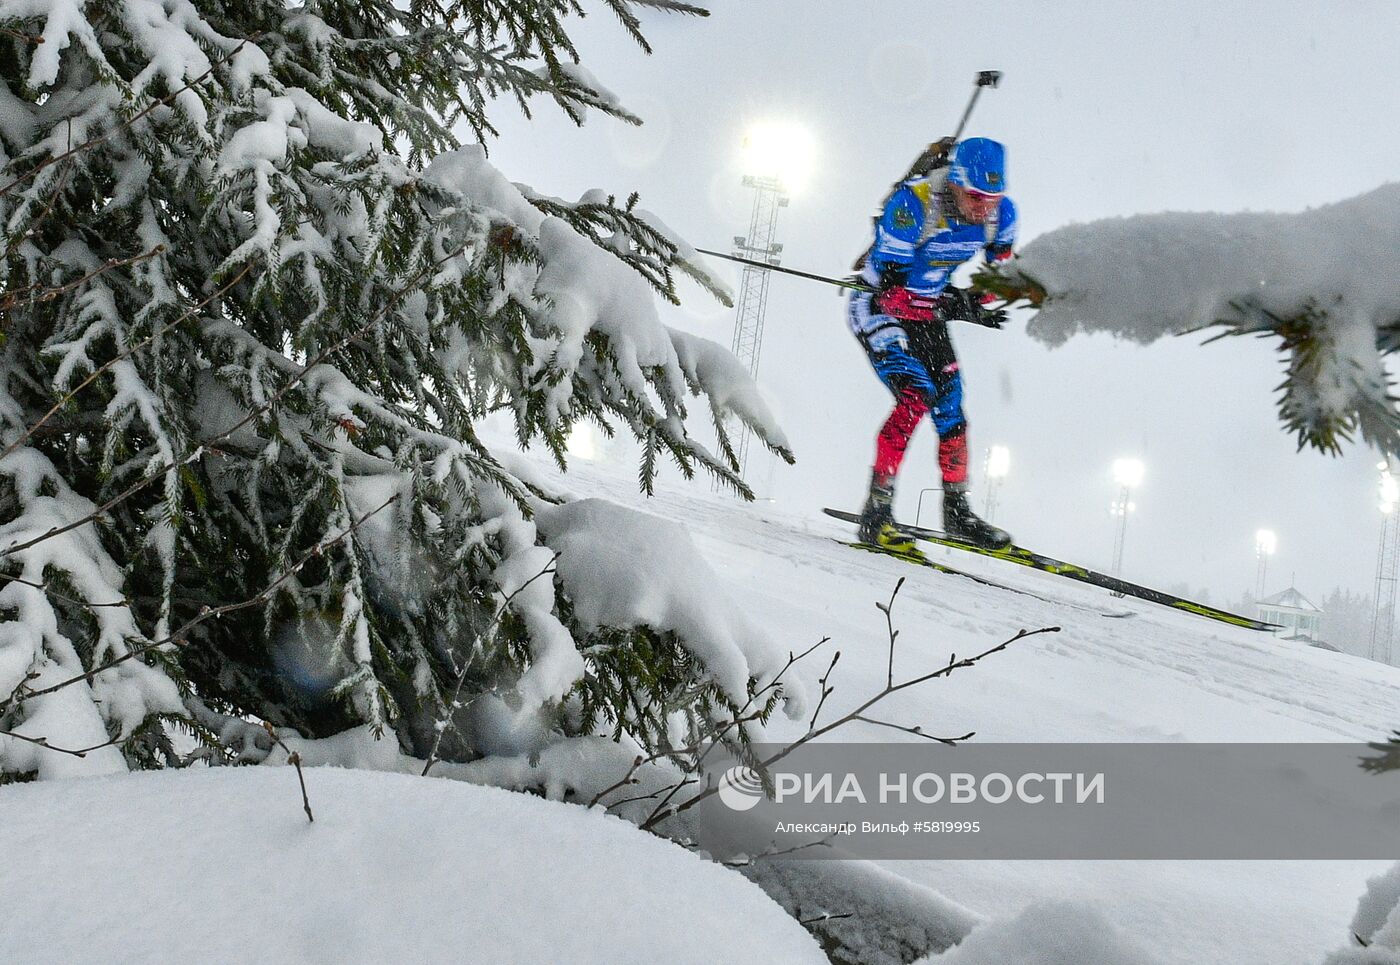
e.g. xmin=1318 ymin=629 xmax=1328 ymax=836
xmin=5 ymin=150 xmax=73 ymax=260
xmin=1203 ymin=296 xmax=1400 ymax=455
xmin=1360 ymin=731 xmax=1400 ymax=774
xmin=0 ymin=240 xmax=471 ymax=562
xmin=622 ymin=1 xmax=709 ymax=14
xmin=0 ymin=0 xmax=794 ymax=783
xmin=421 ymin=551 xmax=560 ymax=776
xmin=0 ymin=494 xmax=400 ymax=717
xmin=0 ymin=245 xmax=166 ymax=314
xmin=0 ymin=38 xmax=256 ymax=201
xmin=1 ymin=264 xmax=254 ymax=464
xmin=969 ymin=264 xmax=1047 ymax=308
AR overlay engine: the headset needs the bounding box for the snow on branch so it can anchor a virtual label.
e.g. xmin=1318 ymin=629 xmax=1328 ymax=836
xmin=977 ymin=184 xmax=1400 ymax=454
xmin=536 ymin=497 xmax=805 ymax=715
xmin=425 ymin=145 xmax=792 ymax=487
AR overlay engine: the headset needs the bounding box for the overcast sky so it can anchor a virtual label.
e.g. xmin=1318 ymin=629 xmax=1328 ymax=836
xmin=480 ymin=1 xmax=1400 ymax=610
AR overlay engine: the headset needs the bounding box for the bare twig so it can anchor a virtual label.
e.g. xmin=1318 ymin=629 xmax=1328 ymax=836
xmin=633 ymin=636 xmax=828 ymax=822
xmin=798 ymin=912 xmax=854 ymax=927
xmin=599 ymin=776 xmax=699 ymax=813
xmin=0 ymin=727 xmax=122 ymax=758
xmin=588 ymin=635 xmax=830 ymax=816
xmin=879 ymin=577 xmax=903 ymax=689
xmin=589 ymin=735 xmax=725 ymax=810
xmin=640 ymin=579 xmax=1059 ymax=831
xmin=0 ymin=28 xmax=45 ymax=44
xmin=723 ymin=836 xmax=837 ymax=867
xmin=807 ymin=648 xmax=840 ymax=732
xmin=0 ymin=571 xmax=129 ymax=608
xmin=0 ymin=494 xmax=399 ymax=716
xmin=588 ymin=753 xmax=647 ymax=808
xmin=848 ymin=715 xmax=973 ymax=745
xmin=261 ymin=721 xmax=314 ymax=823
xmin=421 ymin=552 xmax=560 ymax=776
xmin=0 ymin=245 xmax=165 ymax=313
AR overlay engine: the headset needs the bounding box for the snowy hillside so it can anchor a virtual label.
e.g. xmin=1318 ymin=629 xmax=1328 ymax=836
xmin=3 ymin=443 xmax=1394 ymax=963
xmin=529 ymin=450 xmax=1400 ymax=965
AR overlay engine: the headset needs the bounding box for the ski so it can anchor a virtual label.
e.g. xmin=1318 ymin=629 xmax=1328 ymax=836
xmin=825 ymin=509 xmax=1273 ymax=632
xmin=834 ymin=540 xmax=1136 ymax=620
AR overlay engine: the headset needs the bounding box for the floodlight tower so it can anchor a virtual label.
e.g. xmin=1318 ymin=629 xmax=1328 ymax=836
xmin=726 ymin=173 xmax=787 ymax=481
xmin=1369 ymin=460 xmax=1400 ymax=663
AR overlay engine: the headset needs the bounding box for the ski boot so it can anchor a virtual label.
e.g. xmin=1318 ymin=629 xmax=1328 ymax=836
xmin=858 ymin=483 xmax=925 ymax=561
xmin=943 ymin=490 xmax=1013 ymax=550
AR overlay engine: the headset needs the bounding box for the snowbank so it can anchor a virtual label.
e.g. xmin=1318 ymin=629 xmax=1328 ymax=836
xmin=918 ymin=901 xmax=1161 ymax=965
xmin=1321 ymin=863 xmax=1400 ymax=964
xmin=743 ymin=858 xmax=981 ymax=965
xmin=0 ymin=767 xmax=825 ymax=964
xmin=1324 ymin=949 xmax=1400 ymax=965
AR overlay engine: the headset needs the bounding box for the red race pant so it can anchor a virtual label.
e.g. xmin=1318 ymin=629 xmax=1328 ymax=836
xmin=873 ymin=388 xmax=968 ymax=489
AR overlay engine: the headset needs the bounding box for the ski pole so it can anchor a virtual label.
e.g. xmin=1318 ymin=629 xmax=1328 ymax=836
xmin=951 ymin=70 xmax=1002 ymax=143
xmin=694 ymin=247 xmax=872 ymax=293
xmin=692 ymin=248 xmax=1005 ymax=330
xmin=897 ymin=71 xmax=1004 ymax=184
xmin=903 ymin=71 xmax=1006 ymax=181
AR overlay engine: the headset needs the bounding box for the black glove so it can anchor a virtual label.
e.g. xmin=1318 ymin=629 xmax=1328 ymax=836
xmin=975 ymin=302 xmax=1008 ymax=330
xmin=938 ymin=288 xmax=1007 ymax=329
xmin=878 ymin=265 xmax=910 ymax=291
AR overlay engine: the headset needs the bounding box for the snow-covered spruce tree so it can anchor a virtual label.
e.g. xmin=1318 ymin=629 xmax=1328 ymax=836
xmin=0 ymin=0 xmax=798 ymax=781
xmin=975 ymin=185 xmax=1400 ymax=456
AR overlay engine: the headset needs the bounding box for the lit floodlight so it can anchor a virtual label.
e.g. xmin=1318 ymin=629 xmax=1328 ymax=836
xmin=987 ymin=445 xmax=1011 ymax=479
xmin=1255 ymin=529 xmax=1277 ymax=556
xmin=1112 ymin=458 xmax=1145 ymax=489
xmin=740 ymin=121 xmax=816 ymax=193
xmin=1381 ymin=467 xmax=1400 ymax=515
xmin=565 ymin=423 xmax=596 ymax=461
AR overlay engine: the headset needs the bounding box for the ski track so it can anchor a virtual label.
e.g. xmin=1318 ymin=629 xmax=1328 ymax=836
xmin=537 ymin=457 xmax=1400 ymax=964
xmin=716 ymin=490 xmax=1395 ymax=740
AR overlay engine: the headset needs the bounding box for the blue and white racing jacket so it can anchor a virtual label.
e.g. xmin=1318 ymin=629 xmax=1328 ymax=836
xmin=849 ymin=169 xmax=1017 ymax=352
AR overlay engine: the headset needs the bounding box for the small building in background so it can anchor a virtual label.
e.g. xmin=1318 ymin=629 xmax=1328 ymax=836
xmin=1257 ymin=587 xmax=1324 ymax=643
